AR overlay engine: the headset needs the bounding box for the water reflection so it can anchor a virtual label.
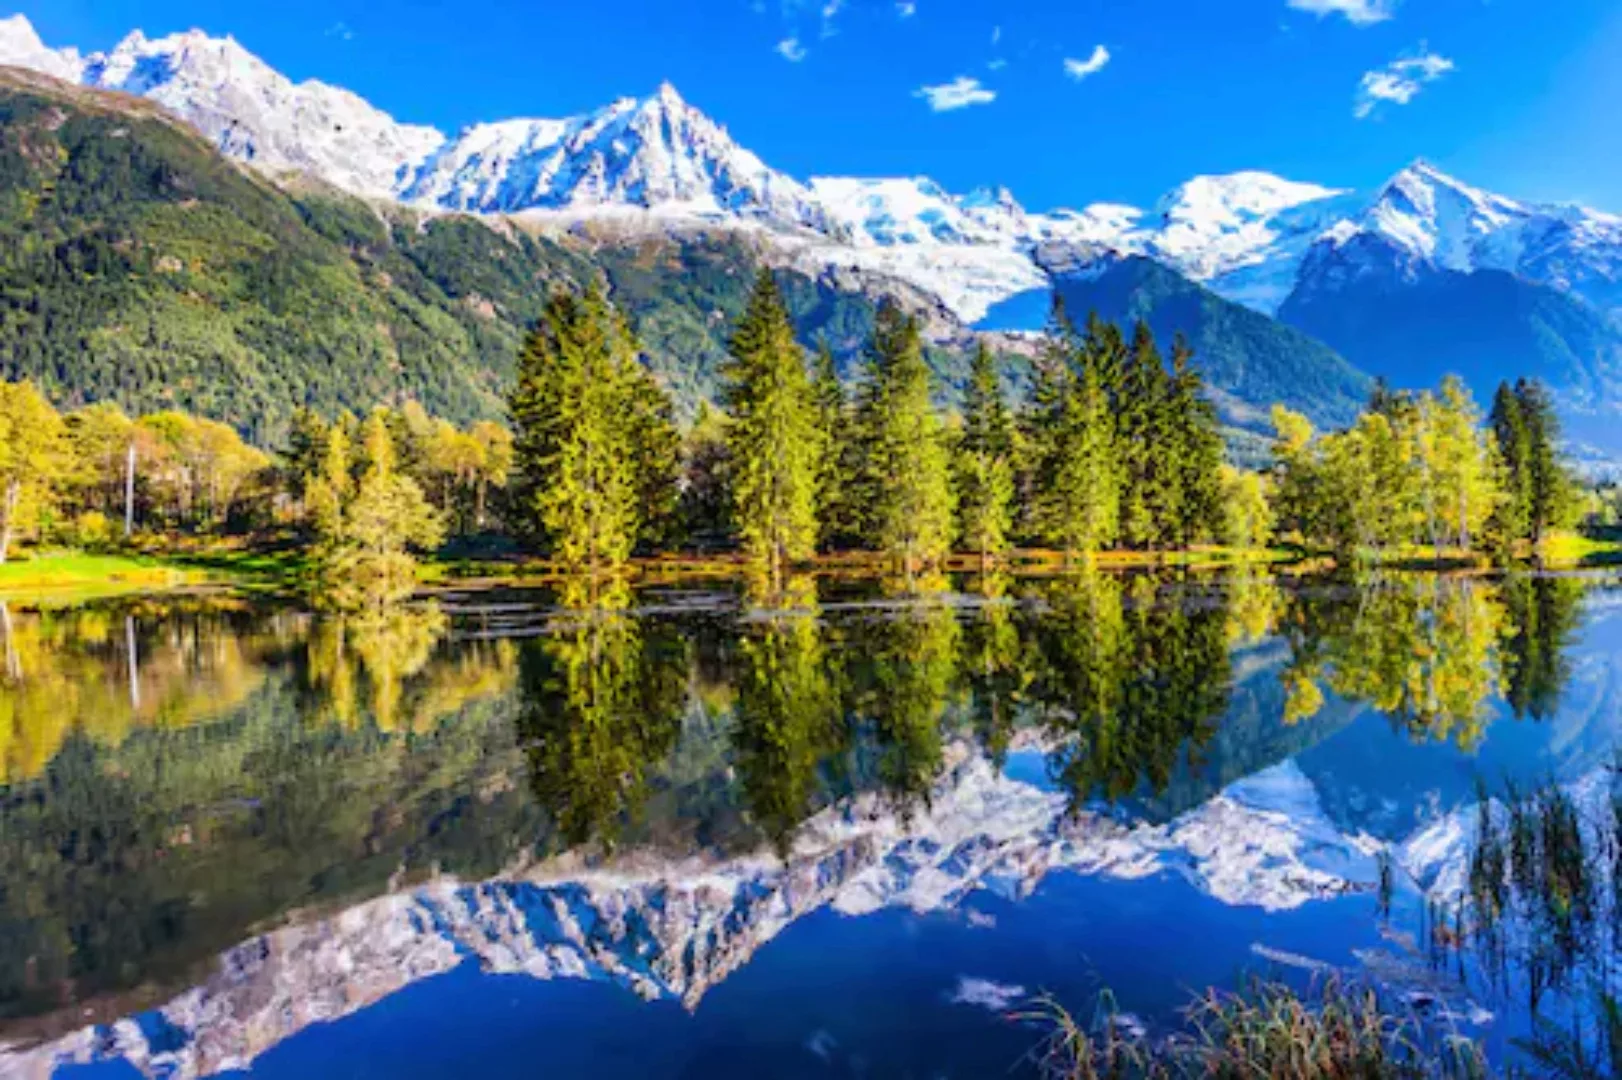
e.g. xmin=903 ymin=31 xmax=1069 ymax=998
xmin=0 ymin=570 xmax=1615 ymax=1048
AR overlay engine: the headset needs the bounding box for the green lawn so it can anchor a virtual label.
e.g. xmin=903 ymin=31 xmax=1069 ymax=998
xmin=0 ymin=552 xmax=208 ymax=603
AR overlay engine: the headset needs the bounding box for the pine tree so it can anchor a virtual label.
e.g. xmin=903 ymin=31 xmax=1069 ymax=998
xmin=723 ymin=270 xmax=822 ymax=589
xmin=1516 ymin=379 xmax=1575 ymax=547
xmin=954 ymin=342 xmax=1016 ymax=567
xmin=1034 ymin=356 xmax=1120 ymax=560
xmin=623 ymin=361 xmax=682 ymax=551
xmin=1165 ymin=334 xmax=1226 ymax=547
xmin=809 ymin=338 xmax=852 ymax=551
xmin=857 ymin=303 xmax=955 ymax=575
xmin=508 ymin=288 xmax=641 ymax=574
xmin=1117 ymin=321 xmax=1173 ymax=549
xmin=1488 ymin=381 xmax=1532 ymax=551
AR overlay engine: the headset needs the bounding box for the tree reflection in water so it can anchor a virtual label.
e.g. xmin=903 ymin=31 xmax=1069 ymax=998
xmin=0 ymin=569 xmax=1603 ymax=1034
xmin=515 ymin=578 xmax=690 ymax=850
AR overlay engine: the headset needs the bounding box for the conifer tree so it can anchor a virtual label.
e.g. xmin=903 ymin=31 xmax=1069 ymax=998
xmin=624 ymin=361 xmax=682 ymax=551
xmin=954 ymin=342 xmax=1017 ymax=567
xmin=1117 ymin=321 xmax=1173 ymax=548
xmin=1487 ymin=381 xmax=1532 ymax=552
xmin=1165 ymin=334 xmax=1226 ymax=547
xmin=809 ymin=339 xmax=852 ymax=550
xmin=1516 ymin=379 xmax=1575 ymax=546
xmin=1033 ymin=355 xmax=1119 ymax=561
xmin=856 ymin=303 xmax=955 ymax=574
xmin=723 ymin=270 xmax=822 ymax=589
xmin=509 ymin=288 xmax=641 ymax=574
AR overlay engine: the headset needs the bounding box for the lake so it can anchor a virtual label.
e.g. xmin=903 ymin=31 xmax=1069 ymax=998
xmin=1 ymin=570 xmax=1617 ymax=1078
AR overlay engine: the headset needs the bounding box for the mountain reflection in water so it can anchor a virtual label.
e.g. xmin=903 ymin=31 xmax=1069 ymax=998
xmin=0 ymin=570 xmax=1612 ymax=1078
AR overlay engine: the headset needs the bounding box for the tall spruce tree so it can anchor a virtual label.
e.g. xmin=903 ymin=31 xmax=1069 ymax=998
xmin=723 ymin=270 xmax=822 ymax=588
xmin=1516 ymin=379 xmax=1574 ymax=546
xmin=1031 ymin=344 xmax=1120 ymax=561
xmin=857 ymin=303 xmax=955 ymax=574
xmin=624 ymin=361 xmax=683 ymax=552
xmin=954 ymin=342 xmax=1017 ymax=567
xmin=1165 ymin=334 xmax=1226 ymax=547
xmin=810 ymin=338 xmax=855 ymax=551
xmin=508 ymin=288 xmax=641 ymax=575
xmin=1488 ymin=381 xmax=1532 ymax=551
xmin=1117 ymin=321 xmax=1173 ymax=549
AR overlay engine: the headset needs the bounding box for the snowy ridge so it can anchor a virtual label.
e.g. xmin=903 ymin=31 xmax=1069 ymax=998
xmin=2 ymin=14 xmax=1621 ymax=325
xmin=6 ymin=747 xmax=1383 ymax=1080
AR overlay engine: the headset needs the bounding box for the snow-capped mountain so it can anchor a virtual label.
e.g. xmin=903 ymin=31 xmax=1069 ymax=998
xmin=401 ymin=82 xmax=833 ymax=231
xmin=2 ymin=14 xmax=1621 ymax=331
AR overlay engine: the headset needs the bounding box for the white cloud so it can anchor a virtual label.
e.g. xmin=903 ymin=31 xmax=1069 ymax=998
xmin=987 ymin=57 xmax=1007 ymax=71
xmin=1063 ymin=45 xmax=1110 ymax=81
xmin=896 ymin=0 xmax=916 ymax=17
xmin=820 ymin=0 xmax=843 ymax=36
xmin=776 ymin=36 xmax=808 ymax=61
xmin=914 ymin=75 xmax=996 ymax=111
xmin=991 ymin=25 xmax=1001 ymax=45
xmin=1287 ymin=0 xmax=1395 ymax=26
xmin=1354 ymin=48 xmax=1454 ymax=118
xmin=324 ymin=21 xmax=354 ymax=40
xmin=950 ymin=977 xmax=1027 ymax=1012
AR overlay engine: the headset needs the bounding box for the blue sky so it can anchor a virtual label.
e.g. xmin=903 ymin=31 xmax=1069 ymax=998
xmin=22 ymin=0 xmax=1622 ymax=212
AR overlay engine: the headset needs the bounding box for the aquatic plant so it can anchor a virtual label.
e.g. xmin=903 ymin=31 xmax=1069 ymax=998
xmin=1023 ymin=979 xmax=1489 ymax=1079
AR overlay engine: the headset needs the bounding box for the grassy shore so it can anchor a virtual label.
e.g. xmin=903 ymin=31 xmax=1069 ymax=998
xmin=0 ymin=553 xmax=210 ymax=603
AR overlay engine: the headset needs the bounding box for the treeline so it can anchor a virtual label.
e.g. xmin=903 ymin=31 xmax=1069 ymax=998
xmin=507 ymin=272 xmax=1237 ymax=583
xmin=0 ymin=270 xmax=1586 ymax=590
xmin=0 ymin=386 xmax=513 ymax=568
xmin=1270 ymin=376 xmax=1577 ymax=560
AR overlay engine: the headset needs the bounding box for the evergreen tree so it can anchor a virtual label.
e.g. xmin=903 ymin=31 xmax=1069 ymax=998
xmin=509 ymin=288 xmax=642 ymax=574
xmin=856 ymin=303 xmax=955 ymax=574
xmin=1034 ymin=357 xmax=1120 ymax=560
xmin=623 ymin=361 xmax=683 ymax=551
xmin=723 ymin=271 xmax=822 ymax=588
xmin=954 ymin=342 xmax=1016 ymax=567
xmin=1487 ymin=381 xmax=1532 ymax=551
xmin=1165 ymin=334 xmax=1226 ymax=547
xmin=1117 ymin=321 xmax=1173 ymax=548
xmin=1516 ymin=379 xmax=1575 ymax=547
xmin=809 ymin=338 xmax=854 ymax=551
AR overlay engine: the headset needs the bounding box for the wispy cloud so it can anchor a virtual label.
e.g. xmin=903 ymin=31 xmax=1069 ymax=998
xmin=895 ymin=0 xmax=916 ymax=17
xmin=324 ymin=21 xmax=354 ymax=40
xmin=1354 ymin=47 xmax=1453 ymax=118
xmin=991 ymin=25 xmax=1001 ymax=45
xmin=1063 ymin=45 xmax=1110 ymax=81
xmin=1287 ymin=0 xmax=1395 ymax=27
xmin=987 ymin=57 xmax=1007 ymax=71
xmin=776 ymin=36 xmax=808 ymax=61
xmin=819 ymin=0 xmax=843 ymax=37
xmin=914 ymin=75 xmax=996 ymax=112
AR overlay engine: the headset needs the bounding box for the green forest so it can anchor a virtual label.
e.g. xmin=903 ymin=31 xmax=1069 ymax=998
xmin=0 ymin=265 xmax=1590 ymax=612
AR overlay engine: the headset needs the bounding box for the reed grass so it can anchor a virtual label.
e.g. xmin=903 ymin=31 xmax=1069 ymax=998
xmin=1022 ymin=978 xmax=1488 ymax=1080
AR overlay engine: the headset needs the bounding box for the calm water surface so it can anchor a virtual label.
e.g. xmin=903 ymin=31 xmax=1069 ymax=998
xmin=0 ymin=570 xmax=1617 ymax=1078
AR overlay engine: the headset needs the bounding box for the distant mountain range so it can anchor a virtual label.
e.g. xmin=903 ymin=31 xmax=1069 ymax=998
xmin=4 ymin=12 xmax=1622 ymax=454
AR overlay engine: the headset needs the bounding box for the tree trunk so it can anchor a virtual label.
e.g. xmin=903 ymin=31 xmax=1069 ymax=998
xmin=124 ymin=442 xmax=137 ymax=538
xmin=1 ymin=601 xmax=18 ymax=682
xmin=0 ymin=480 xmax=19 ymax=565
xmin=126 ymin=615 xmax=141 ymax=710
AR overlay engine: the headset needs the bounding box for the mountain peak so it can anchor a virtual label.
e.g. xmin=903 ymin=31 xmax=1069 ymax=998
xmin=0 ymin=12 xmax=83 ymax=81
